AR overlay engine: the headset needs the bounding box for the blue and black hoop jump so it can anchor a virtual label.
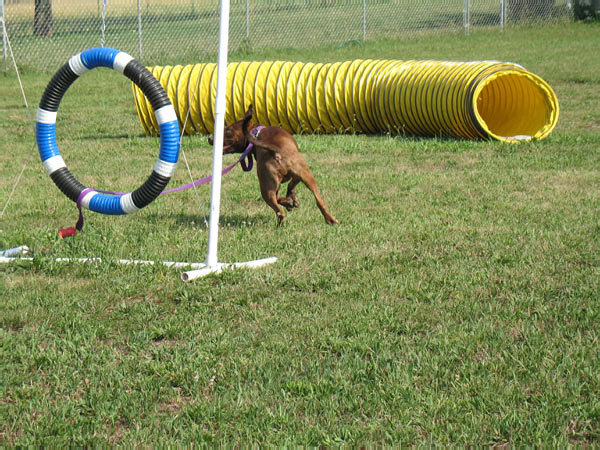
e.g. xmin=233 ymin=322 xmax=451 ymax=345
xmin=36 ymin=47 xmax=180 ymax=215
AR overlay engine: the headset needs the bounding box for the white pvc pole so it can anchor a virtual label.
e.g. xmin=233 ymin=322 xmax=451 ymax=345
xmin=137 ymin=0 xmax=142 ymax=60
xmin=1 ymin=0 xmax=7 ymax=70
xmin=362 ymin=0 xmax=366 ymax=42
xmin=463 ymin=0 xmax=471 ymax=35
xmin=206 ymin=0 xmax=231 ymax=268
xmin=182 ymin=0 xmax=276 ymax=280
xmin=245 ymin=0 xmax=249 ymax=45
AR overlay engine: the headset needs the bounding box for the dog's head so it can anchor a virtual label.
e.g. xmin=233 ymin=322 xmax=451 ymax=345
xmin=207 ymin=107 xmax=254 ymax=154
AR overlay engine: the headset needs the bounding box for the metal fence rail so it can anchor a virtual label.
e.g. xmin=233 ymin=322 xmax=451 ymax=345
xmin=2 ymin=0 xmax=572 ymax=70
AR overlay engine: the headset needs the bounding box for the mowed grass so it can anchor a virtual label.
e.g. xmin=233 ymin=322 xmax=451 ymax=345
xmin=1 ymin=22 xmax=599 ymax=445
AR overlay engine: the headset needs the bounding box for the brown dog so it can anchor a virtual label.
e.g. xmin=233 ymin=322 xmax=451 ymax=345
xmin=209 ymin=105 xmax=338 ymax=226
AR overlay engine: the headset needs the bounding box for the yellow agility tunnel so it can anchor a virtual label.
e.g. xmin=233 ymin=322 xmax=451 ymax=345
xmin=132 ymin=59 xmax=559 ymax=143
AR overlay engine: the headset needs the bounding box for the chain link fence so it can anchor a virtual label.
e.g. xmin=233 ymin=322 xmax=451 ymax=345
xmin=2 ymin=0 xmax=573 ymax=71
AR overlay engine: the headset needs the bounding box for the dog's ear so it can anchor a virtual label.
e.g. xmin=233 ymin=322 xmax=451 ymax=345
xmin=244 ymin=105 xmax=253 ymax=119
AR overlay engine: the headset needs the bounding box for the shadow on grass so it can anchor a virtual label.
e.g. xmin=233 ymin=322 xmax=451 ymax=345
xmin=220 ymin=213 xmax=273 ymax=228
xmin=146 ymin=212 xmax=272 ymax=229
xmin=80 ymin=134 xmax=147 ymax=140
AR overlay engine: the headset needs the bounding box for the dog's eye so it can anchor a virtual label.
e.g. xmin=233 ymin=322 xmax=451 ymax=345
xmin=225 ymin=130 xmax=232 ymax=137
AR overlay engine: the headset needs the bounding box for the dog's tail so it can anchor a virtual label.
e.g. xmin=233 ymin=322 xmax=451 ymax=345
xmin=242 ymin=105 xmax=281 ymax=155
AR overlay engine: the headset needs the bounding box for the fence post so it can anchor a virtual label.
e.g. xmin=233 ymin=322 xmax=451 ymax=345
xmin=1 ymin=0 xmax=6 ymax=70
xmin=245 ymin=0 xmax=249 ymax=45
xmin=137 ymin=0 xmax=142 ymax=60
xmin=500 ymin=0 xmax=506 ymax=29
xmin=463 ymin=0 xmax=471 ymax=34
xmin=362 ymin=0 xmax=366 ymax=42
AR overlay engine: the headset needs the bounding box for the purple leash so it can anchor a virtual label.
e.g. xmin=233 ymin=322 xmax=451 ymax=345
xmin=59 ymin=187 xmax=95 ymax=237
xmin=162 ymin=126 xmax=263 ymax=193
xmin=59 ymin=126 xmax=265 ymax=237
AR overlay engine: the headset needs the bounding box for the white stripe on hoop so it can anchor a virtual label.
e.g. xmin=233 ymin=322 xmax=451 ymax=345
xmin=68 ymin=53 xmax=88 ymax=76
xmin=36 ymin=108 xmax=57 ymax=124
xmin=113 ymin=52 xmax=135 ymax=74
xmin=155 ymin=105 xmax=178 ymax=125
xmin=154 ymin=160 xmax=177 ymax=178
xmin=120 ymin=193 xmax=140 ymax=214
xmin=79 ymin=190 xmax=98 ymax=210
xmin=42 ymin=155 xmax=66 ymax=175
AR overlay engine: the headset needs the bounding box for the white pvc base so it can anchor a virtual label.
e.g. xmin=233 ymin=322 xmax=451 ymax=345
xmin=0 ymin=251 xmax=277 ymax=282
xmin=0 ymin=256 xmax=206 ymax=269
xmin=181 ymin=257 xmax=277 ymax=282
xmin=0 ymin=245 xmax=30 ymax=257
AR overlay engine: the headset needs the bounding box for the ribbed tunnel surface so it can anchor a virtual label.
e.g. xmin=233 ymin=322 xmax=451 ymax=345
xmin=132 ymin=59 xmax=559 ymax=143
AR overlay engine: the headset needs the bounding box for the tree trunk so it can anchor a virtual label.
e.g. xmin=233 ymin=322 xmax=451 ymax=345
xmin=34 ymin=0 xmax=53 ymax=37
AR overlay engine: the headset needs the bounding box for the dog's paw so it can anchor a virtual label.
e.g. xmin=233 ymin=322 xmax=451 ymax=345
xmin=278 ymin=197 xmax=298 ymax=211
xmin=276 ymin=213 xmax=286 ymax=226
xmin=326 ymin=216 xmax=339 ymax=225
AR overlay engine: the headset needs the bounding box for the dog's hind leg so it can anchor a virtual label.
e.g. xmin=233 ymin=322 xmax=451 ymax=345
xmin=299 ymin=171 xmax=338 ymax=225
xmin=278 ymin=178 xmax=300 ymax=211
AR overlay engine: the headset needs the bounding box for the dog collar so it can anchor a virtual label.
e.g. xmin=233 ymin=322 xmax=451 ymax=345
xmin=245 ymin=125 xmax=265 ymax=153
xmin=250 ymin=125 xmax=265 ymax=138
xmin=240 ymin=126 xmax=266 ymax=172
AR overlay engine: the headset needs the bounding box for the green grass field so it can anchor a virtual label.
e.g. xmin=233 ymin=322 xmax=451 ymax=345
xmin=1 ymin=22 xmax=599 ymax=445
